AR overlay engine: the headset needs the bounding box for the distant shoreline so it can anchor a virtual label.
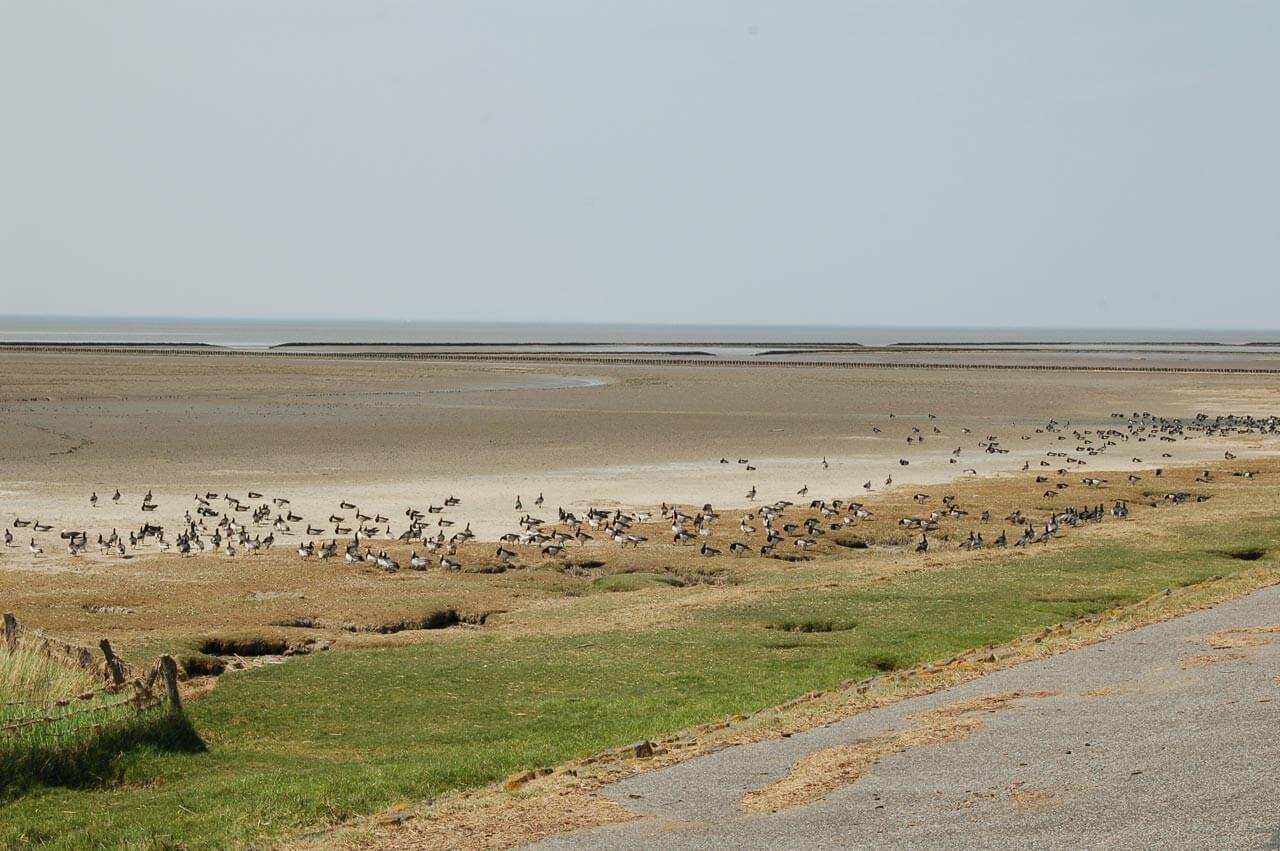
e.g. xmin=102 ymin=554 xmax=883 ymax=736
xmin=3 ymin=339 xmax=1280 ymax=350
xmin=4 ymin=343 xmax=1280 ymax=375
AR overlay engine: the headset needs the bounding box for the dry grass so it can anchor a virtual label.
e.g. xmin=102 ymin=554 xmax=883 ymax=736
xmin=739 ymin=690 xmax=1055 ymax=815
xmin=333 ymin=791 xmax=637 ymax=851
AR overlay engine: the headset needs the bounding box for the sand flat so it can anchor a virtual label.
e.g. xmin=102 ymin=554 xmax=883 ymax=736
xmin=2 ymin=349 xmax=1279 ymax=538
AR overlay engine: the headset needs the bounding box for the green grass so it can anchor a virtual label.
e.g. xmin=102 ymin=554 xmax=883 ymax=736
xmin=2 ymin=516 xmax=1277 ymax=849
xmin=0 ymin=645 xmax=202 ymax=801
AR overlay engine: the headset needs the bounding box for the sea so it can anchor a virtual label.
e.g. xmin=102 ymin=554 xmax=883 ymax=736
xmin=0 ymin=316 xmax=1277 ymax=352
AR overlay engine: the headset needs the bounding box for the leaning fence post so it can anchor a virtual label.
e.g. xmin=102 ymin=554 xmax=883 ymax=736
xmin=158 ymin=655 xmax=182 ymax=712
xmin=100 ymin=638 xmax=126 ymax=686
xmin=2 ymin=613 xmax=17 ymax=652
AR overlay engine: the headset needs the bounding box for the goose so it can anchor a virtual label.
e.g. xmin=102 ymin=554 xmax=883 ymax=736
xmin=297 ymin=541 xmax=314 ymax=559
xmin=3 ymin=529 xmax=11 ymax=546
xmin=32 ymin=520 xmax=52 ymax=532
xmin=822 ymin=457 xmax=829 ymax=470
xmin=306 ymin=525 xmax=325 ymax=536
xmin=248 ymin=491 xmax=262 ymax=499
xmin=410 ymin=551 xmax=430 ymax=570
xmin=340 ymin=501 xmax=356 ymax=510
xmin=319 ymin=541 xmax=337 ymax=560
xmin=699 ymin=543 xmax=721 ymax=557
xmin=514 ymin=496 xmax=523 ymax=511
xmin=796 ymin=485 xmax=808 ymax=496
xmin=915 ymin=534 xmax=928 ymax=553
xmin=90 ymin=491 xmax=98 ymax=507
xmin=286 ymin=511 xmax=303 ymax=523
xmin=12 ymin=518 xmax=30 ymax=528
xmin=729 ymin=542 xmax=750 ymax=556
xmin=445 ymin=496 xmax=461 ymax=506
xmin=440 ymin=556 xmax=461 ymax=571
xmin=994 ymin=529 xmax=1008 ymax=547
xmin=28 ymin=538 xmax=42 ymax=557
xmin=541 ymin=544 xmax=564 ymax=557
xmin=534 ymin=493 xmax=544 ymax=507
xmin=863 ymin=480 xmax=872 ymax=490
xmin=745 ymin=486 xmax=757 ymax=500
xmin=495 ymin=546 xmax=516 ymax=563
xmin=112 ymin=489 xmax=122 ymax=502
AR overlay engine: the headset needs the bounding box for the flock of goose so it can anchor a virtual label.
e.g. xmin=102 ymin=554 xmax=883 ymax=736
xmin=3 ymin=411 xmax=1274 ymax=571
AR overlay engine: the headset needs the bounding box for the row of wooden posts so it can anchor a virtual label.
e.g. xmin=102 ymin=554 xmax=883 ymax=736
xmin=2 ymin=612 xmax=181 ymax=712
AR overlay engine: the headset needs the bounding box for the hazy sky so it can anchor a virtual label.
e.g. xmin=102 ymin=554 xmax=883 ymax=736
xmin=2 ymin=2 xmax=1277 ymax=328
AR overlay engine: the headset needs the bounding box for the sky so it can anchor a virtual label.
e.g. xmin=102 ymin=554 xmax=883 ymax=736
xmin=1 ymin=1 xmax=1277 ymax=329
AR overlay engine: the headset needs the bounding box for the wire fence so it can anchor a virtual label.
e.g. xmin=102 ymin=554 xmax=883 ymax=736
xmin=1 ymin=613 xmax=181 ymax=745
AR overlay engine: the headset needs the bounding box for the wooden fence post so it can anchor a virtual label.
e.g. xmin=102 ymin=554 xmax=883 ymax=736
xmin=2 ymin=613 xmax=17 ymax=652
xmin=158 ymin=655 xmax=182 ymax=712
xmin=100 ymin=638 xmax=126 ymax=686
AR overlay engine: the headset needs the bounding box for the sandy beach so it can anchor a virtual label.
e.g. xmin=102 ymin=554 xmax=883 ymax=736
xmin=3 ymin=349 xmax=1279 ymax=541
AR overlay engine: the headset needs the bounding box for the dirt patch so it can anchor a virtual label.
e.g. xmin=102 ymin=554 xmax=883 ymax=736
xmin=740 ymin=690 xmax=1055 ymax=815
xmin=180 ymin=654 xmax=228 ymax=678
xmin=767 ymin=552 xmax=813 ymax=563
xmin=199 ymin=636 xmax=289 ymax=656
xmin=1222 ymin=548 xmax=1267 ymax=561
xmin=81 ymin=604 xmax=136 ymax=615
xmin=765 ymin=618 xmax=857 ymax=634
xmin=1181 ymin=652 xmax=1247 ymax=667
xmin=1008 ymin=784 xmax=1058 ymax=813
xmin=335 ymin=790 xmax=637 ymax=851
xmin=274 ymin=610 xmax=500 ymax=633
xmin=1083 ymin=687 xmax=1125 ymax=698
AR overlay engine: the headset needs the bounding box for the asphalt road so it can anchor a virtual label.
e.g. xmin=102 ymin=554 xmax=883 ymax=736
xmin=529 ymin=585 xmax=1280 ymax=850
